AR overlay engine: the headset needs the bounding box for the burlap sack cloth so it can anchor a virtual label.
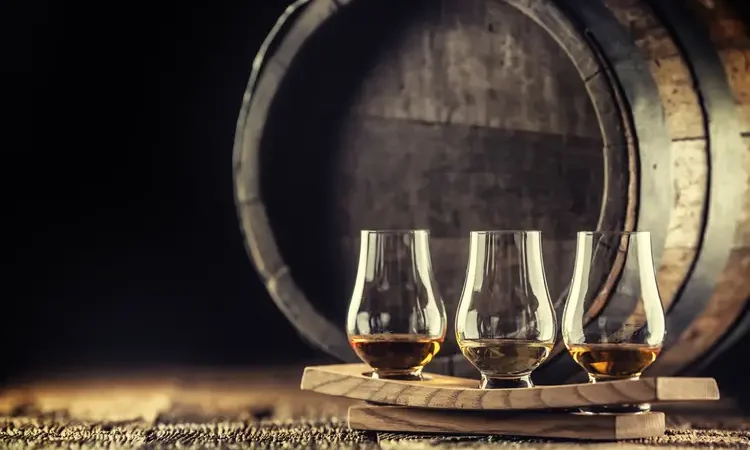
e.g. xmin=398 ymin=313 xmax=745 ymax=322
xmin=1 ymin=367 xmax=747 ymax=449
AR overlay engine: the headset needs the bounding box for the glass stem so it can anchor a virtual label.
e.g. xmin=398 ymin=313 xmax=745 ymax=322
xmin=480 ymin=374 xmax=533 ymax=389
xmin=579 ymin=403 xmax=652 ymax=414
xmin=372 ymin=367 xmax=424 ymax=381
xmin=582 ymin=374 xmax=650 ymax=414
xmin=587 ymin=374 xmax=640 ymax=383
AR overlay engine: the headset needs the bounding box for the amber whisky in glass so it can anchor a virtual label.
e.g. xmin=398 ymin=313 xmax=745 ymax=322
xmin=567 ymin=343 xmax=661 ymax=380
xmin=346 ymin=230 xmax=447 ymax=380
xmin=562 ymin=231 xmax=665 ymax=414
xmin=349 ymin=334 xmax=443 ymax=378
xmin=455 ymin=231 xmax=556 ymax=389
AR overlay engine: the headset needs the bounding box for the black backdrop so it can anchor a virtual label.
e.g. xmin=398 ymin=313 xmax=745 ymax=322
xmin=7 ymin=0 xmax=321 ymax=383
xmin=8 ymin=0 xmax=750 ymax=389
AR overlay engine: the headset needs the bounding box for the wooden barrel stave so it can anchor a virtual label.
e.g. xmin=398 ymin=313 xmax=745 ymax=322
xmin=234 ymin=0 xmax=360 ymax=363
xmin=645 ymin=0 xmax=750 ymax=376
xmin=420 ymin=0 xmax=636 ymax=377
xmin=552 ymin=0 xmax=712 ymax=382
xmin=599 ymin=0 xmax=707 ymax=313
xmin=685 ymin=0 xmax=750 ymax=375
xmin=233 ymin=0 xmax=750 ymax=381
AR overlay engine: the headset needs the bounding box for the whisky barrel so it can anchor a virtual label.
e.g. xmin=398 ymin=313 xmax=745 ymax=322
xmin=233 ymin=0 xmax=750 ymax=383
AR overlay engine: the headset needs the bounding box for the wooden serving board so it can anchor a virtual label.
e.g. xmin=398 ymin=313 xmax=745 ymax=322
xmin=301 ymin=364 xmax=719 ymax=411
xmin=348 ymin=405 xmax=666 ymax=440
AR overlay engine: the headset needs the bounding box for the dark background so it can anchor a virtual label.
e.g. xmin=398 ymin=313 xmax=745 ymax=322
xmin=8 ymin=0 xmax=319 ymax=382
xmin=8 ymin=0 xmax=750 ymax=391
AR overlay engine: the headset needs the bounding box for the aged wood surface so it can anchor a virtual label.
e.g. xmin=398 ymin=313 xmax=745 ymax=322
xmin=532 ymin=0 xmax=750 ymax=384
xmin=0 ymin=366 xmax=736 ymax=423
xmin=348 ymin=406 xmax=666 ymax=440
xmin=0 ymin=366 xmax=747 ymax=448
xmin=644 ymin=0 xmax=750 ymax=376
xmin=300 ymin=364 xmax=719 ymax=410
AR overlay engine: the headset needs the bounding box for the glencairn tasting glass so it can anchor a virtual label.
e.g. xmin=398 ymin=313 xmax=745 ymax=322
xmin=346 ymin=230 xmax=447 ymax=380
xmin=562 ymin=231 xmax=666 ymax=413
xmin=455 ymin=231 xmax=556 ymax=389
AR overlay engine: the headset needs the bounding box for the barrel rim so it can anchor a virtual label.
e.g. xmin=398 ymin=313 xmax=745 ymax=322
xmin=233 ymin=0 xmax=359 ymax=363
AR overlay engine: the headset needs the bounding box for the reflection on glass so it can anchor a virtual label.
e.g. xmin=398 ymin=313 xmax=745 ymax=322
xmin=456 ymin=230 xmax=556 ymax=389
xmin=562 ymin=231 xmax=665 ymax=414
xmin=346 ymin=229 xmax=447 ymax=381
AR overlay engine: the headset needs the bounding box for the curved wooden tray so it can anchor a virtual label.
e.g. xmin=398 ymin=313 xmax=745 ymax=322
xmin=301 ymin=364 xmax=719 ymax=411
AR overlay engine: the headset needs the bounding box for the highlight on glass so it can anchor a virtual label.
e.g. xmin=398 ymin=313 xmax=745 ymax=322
xmin=455 ymin=230 xmax=556 ymax=389
xmin=562 ymin=231 xmax=666 ymax=413
xmin=346 ymin=229 xmax=447 ymax=381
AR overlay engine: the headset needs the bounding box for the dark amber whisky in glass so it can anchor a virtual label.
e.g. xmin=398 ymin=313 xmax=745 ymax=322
xmin=349 ymin=334 xmax=442 ymax=379
xmin=567 ymin=342 xmax=661 ymax=380
xmin=346 ymin=230 xmax=447 ymax=381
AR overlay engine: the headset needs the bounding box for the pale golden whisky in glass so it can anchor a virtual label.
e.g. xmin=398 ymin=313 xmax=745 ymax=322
xmin=459 ymin=339 xmax=553 ymax=388
xmin=454 ymin=231 xmax=557 ymax=389
xmin=349 ymin=334 xmax=443 ymax=379
xmin=567 ymin=343 xmax=661 ymax=380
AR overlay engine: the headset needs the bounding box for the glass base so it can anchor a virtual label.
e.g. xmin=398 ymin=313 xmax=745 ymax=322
xmin=577 ymin=403 xmax=652 ymax=415
xmin=580 ymin=374 xmax=650 ymax=414
xmin=480 ymin=374 xmax=533 ymax=389
xmin=368 ymin=368 xmax=424 ymax=381
xmin=588 ymin=373 xmax=644 ymax=383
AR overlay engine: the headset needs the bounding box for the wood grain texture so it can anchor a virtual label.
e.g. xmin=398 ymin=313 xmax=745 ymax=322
xmin=348 ymin=0 xmax=600 ymax=137
xmin=300 ymin=364 xmax=719 ymax=411
xmin=564 ymin=0 xmax=714 ymax=384
xmin=1 ymin=367 xmax=748 ymax=448
xmin=643 ymin=0 xmax=750 ymax=377
xmin=0 ymin=366 xmax=738 ymax=424
xmin=348 ymin=405 xmax=666 ymax=440
xmin=533 ymin=0 xmax=750 ymax=384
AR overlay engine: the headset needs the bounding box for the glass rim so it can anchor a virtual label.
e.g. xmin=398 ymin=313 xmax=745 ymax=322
xmin=360 ymin=229 xmax=430 ymax=234
xmin=470 ymin=230 xmax=542 ymax=234
xmin=577 ymin=231 xmax=650 ymax=236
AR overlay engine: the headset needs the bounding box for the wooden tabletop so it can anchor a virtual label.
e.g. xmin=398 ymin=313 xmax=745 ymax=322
xmin=0 ymin=365 xmax=748 ymax=449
